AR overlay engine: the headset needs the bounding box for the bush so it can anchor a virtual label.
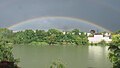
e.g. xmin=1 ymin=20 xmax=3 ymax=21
xmin=0 ymin=42 xmax=19 ymax=68
xmin=108 ymin=44 xmax=120 ymax=68
xmin=50 ymin=59 xmax=65 ymax=68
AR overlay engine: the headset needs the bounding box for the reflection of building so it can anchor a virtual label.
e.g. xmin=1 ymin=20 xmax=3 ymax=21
xmin=88 ymin=32 xmax=112 ymax=43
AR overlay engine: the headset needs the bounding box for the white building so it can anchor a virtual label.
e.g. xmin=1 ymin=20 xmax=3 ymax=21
xmin=88 ymin=34 xmax=112 ymax=43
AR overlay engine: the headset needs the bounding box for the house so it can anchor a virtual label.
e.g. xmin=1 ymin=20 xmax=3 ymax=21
xmin=88 ymin=33 xmax=112 ymax=43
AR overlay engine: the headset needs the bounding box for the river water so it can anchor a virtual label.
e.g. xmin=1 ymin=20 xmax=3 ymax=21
xmin=13 ymin=45 xmax=112 ymax=68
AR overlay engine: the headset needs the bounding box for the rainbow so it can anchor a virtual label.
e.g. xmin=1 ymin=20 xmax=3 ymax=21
xmin=8 ymin=16 xmax=111 ymax=32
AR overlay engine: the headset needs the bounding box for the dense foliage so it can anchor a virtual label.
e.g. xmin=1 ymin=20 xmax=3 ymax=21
xmin=111 ymin=35 xmax=120 ymax=46
xmin=0 ymin=40 xmax=19 ymax=68
xmin=0 ymin=28 xmax=14 ymax=44
xmin=108 ymin=34 xmax=120 ymax=68
xmin=0 ymin=43 xmax=14 ymax=62
xmin=0 ymin=28 xmax=88 ymax=46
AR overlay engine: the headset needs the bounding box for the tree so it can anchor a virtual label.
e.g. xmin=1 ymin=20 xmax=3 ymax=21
xmin=35 ymin=30 xmax=47 ymax=42
xmin=47 ymin=29 xmax=63 ymax=36
xmin=61 ymin=34 xmax=73 ymax=45
xmin=13 ymin=30 xmax=35 ymax=44
xmin=0 ymin=42 xmax=14 ymax=62
xmin=90 ymin=30 xmax=95 ymax=34
xmin=71 ymin=29 xmax=80 ymax=35
xmin=73 ymin=35 xmax=82 ymax=45
xmin=13 ymin=31 xmax=25 ymax=44
xmin=112 ymin=34 xmax=120 ymax=46
xmin=0 ymin=41 xmax=19 ymax=68
xmin=47 ymin=34 xmax=57 ymax=45
xmin=115 ymin=30 xmax=120 ymax=34
xmin=108 ymin=34 xmax=120 ymax=68
xmin=79 ymin=32 xmax=88 ymax=45
xmin=46 ymin=29 xmax=63 ymax=45
xmin=0 ymin=28 xmax=14 ymax=43
xmin=23 ymin=29 xmax=35 ymax=43
xmin=108 ymin=44 xmax=120 ymax=68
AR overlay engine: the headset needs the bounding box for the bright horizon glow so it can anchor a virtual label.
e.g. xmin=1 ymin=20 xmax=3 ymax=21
xmin=8 ymin=16 xmax=112 ymax=32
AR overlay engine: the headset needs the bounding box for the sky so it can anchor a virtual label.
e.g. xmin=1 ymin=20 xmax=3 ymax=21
xmin=8 ymin=17 xmax=109 ymax=32
xmin=0 ymin=0 xmax=120 ymax=31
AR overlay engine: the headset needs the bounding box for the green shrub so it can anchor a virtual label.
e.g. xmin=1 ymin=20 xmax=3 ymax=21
xmin=0 ymin=42 xmax=19 ymax=68
xmin=50 ymin=59 xmax=65 ymax=68
xmin=108 ymin=44 xmax=120 ymax=68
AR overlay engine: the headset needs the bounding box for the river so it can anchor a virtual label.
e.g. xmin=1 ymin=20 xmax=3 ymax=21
xmin=13 ymin=45 xmax=112 ymax=68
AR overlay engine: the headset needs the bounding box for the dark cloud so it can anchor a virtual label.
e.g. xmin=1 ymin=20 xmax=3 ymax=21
xmin=0 ymin=0 xmax=120 ymax=31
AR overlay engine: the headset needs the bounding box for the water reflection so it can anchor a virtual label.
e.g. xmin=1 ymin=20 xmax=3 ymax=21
xmin=89 ymin=46 xmax=104 ymax=59
xmin=88 ymin=46 xmax=111 ymax=68
xmin=13 ymin=46 xmax=112 ymax=68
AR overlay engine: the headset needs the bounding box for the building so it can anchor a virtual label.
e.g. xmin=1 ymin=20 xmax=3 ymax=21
xmin=88 ymin=33 xmax=112 ymax=43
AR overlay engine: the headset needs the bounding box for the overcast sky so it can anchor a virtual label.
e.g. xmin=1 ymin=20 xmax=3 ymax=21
xmin=0 ymin=0 xmax=120 ymax=31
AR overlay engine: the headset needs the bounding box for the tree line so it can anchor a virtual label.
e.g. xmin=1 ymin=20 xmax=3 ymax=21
xmin=0 ymin=28 xmax=88 ymax=46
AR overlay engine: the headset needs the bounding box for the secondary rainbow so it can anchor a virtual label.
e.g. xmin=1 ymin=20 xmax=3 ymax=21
xmin=8 ymin=16 xmax=111 ymax=32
